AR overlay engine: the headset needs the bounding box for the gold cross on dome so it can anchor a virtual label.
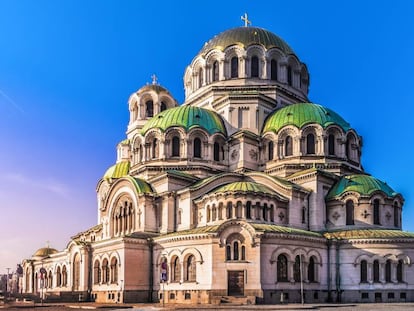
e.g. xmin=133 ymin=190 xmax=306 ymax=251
xmin=241 ymin=13 xmax=251 ymax=27
xmin=151 ymin=74 xmax=158 ymax=85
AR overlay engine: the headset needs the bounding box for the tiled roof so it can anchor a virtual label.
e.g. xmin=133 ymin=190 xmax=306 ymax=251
xmin=323 ymin=229 xmax=414 ymax=240
xmin=326 ymin=174 xmax=398 ymax=199
xmin=198 ymin=27 xmax=294 ymax=56
xmin=210 ymin=181 xmax=276 ymax=196
xmin=141 ymin=105 xmax=227 ymax=136
xmin=262 ymin=103 xmax=351 ymax=134
xmin=103 ymin=161 xmax=130 ymax=180
xmin=252 ymin=224 xmax=323 ymax=238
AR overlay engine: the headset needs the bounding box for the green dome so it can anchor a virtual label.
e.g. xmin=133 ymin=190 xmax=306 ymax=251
xmin=326 ymin=174 xmax=398 ymax=200
xmin=262 ymin=103 xmax=351 ymax=134
xmin=212 ymin=181 xmax=275 ymax=196
xmin=141 ymin=105 xmax=227 ymax=136
xmin=103 ymin=162 xmax=153 ymax=194
xmin=103 ymin=161 xmax=130 ymax=180
xmin=198 ymin=27 xmax=294 ymax=57
xmin=34 ymin=247 xmax=58 ymax=257
xmin=123 ymin=176 xmax=154 ymax=194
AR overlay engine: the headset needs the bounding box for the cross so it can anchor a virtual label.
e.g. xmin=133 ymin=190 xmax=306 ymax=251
xmin=241 ymin=13 xmax=251 ymax=27
xmin=361 ymin=210 xmax=370 ymax=219
xmin=151 ymin=74 xmax=158 ymax=85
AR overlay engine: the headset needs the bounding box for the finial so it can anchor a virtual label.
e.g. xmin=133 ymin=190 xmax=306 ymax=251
xmin=151 ymin=74 xmax=158 ymax=85
xmin=241 ymin=13 xmax=251 ymax=27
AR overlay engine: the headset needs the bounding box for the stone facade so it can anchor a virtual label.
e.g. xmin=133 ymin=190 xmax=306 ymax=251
xmin=21 ymin=23 xmax=414 ymax=305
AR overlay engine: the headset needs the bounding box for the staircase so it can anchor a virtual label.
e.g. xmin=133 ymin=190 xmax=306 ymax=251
xmin=220 ymin=295 xmax=256 ymax=305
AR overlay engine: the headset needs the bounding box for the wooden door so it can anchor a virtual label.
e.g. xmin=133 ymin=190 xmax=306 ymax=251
xmin=228 ymin=270 xmax=244 ymax=296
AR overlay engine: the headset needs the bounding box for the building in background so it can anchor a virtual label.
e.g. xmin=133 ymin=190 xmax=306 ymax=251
xmin=21 ymin=19 xmax=414 ymax=304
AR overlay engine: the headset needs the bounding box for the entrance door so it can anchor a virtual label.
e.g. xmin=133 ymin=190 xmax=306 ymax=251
xmin=228 ymin=270 xmax=244 ymax=296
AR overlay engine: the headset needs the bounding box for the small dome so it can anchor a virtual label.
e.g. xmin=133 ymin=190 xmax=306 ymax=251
xmin=262 ymin=103 xmax=351 ymax=134
xmin=141 ymin=105 xmax=227 ymax=136
xmin=103 ymin=161 xmax=130 ymax=180
xmin=123 ymin=176 xmax=154 ymax=194
xmin=326 ymin=174 xmax=398 ymax=200
xmin=198 ymin=27 xmax=294 ymax=57
xmin=137 ymin=83 xmax=171 ymax=95
xmin=33 ymin=247 xmax=58 ymax=258
xmin=211 ymin=181 xmax=275 ymax=196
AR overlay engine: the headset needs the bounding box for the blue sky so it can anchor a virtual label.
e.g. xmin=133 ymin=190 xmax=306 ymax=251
xmin=0 ymin=0 xmax=413 ymax=272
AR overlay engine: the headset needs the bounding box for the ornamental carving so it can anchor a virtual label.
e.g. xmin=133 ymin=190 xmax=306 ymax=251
xmin=249 ymin=149 xmax=258 ymax=161
xmin=332 ymin=211 xmax=340 ymax=221
xmin=231 ymin=149 xmax=238 ymax=160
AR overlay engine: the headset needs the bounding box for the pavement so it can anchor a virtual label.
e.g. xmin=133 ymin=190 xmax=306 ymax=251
xmin=2 ymin=301 xmax=414 ymax=311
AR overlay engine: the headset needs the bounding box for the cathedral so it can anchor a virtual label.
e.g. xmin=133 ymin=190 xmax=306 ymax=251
xmin=22 ymin=18 xmax=414 ymax=305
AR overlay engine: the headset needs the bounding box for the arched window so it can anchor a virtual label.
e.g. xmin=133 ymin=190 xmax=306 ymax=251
xmin=346 ymin=134 xmax=357 ymax=161
xmin=268 ymin=141 xmax=274 ymax=160
xmin=373 ymin=199 xmax=380 ymax=225
xmin=277 ymin=254 xmax=288 ymax=282
xmin=214 ymin=142 xmax=220 ymax=161
xmin=233 ymin=241 xmax=239 ymax=260
xmin=152 ymin=138 xmax=158 ymax=158
xmin=226 ymin=245 xmax=231 ymax=261
xmin=212 ymin=61 xmax=219 ymax=82
xmin=56 ymin=266 xmax=61 ymax=287
xmin=346 ymin=200 xmax=354 ymax=225
xmin=306 ymin=133 xmax=315 ymax=154
xmin=308 ymin=256 xmax=316 ymax=282
xmin=246 ymin=201 xmax=252 ymax=219
xmin=328 ymin=134 xmax=335 ymax=155
xmin=360 ymin=260 xmax=367 ymax=283
xmin=185 ymin=255 xmax=196 ymax=282
xmin=241 ymin=246 xmax=246 ymax=260
xmin=373 ymin=260 xmax=380 ymax=283
xmin=394 ymin=202 xmax=399 ymax=227
xmin=94 ymin=260 xmax=101 ymax=284
xmin=102 ymin=259 xmax=109 ymax=283
xmin=285 ymin=136 xmax=293 ymax=156
xmin=160 ymin=101 xmax=167 ymax=112
xmin=193 ymin=137 xmax=201 ymax=158
xmin=171 ymin=257 xmax=181 ymax=282
xmin=271 ymin=59 xmax=278 ymax=80
xmin=231 ymin=56 xmax=238 ymax=78
xmin=397 ymin=260 xmax=403 ymax=282
xmin=385 ymin=260 xmax=392 ymax=283
xmin=172 ymin=136 xmax=180 ymax=157
xmin=263 ymin=203 xmax=267 ymax=221
xmin=145 ymin=100 xmax=154 ymax=118
xmin=111 ymin=257 xmax=118 ymax=283
xmin=294 ymin=255 xmax=301 ymax=282
xmin=198 ymin=68 xmax=203 ymax=88
xmin=251 ymin=56 xmax=259 ymax=77
xmin=287 ymin=65 xmax=293 ymax=86
xmin=48 ymin=271 xmax=53 ymax=288
xmin=73 ymin=253 xmax=81 ymax=290
xmin=62 ymin=265 xmax=67 ymax=286
xmin=227 ymin=202 xmax=233 ymax=218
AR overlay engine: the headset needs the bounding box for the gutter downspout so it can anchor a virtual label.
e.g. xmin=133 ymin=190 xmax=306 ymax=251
xmin=327 ymin=240 xmax=332 ymax=302
xmin=307 ymin=192 xmax=311 ymax=231
xmin=335 ymin=240 xmax=341 ymax=303
xmin=148 ymin=239 xmax=154 ymax=302
xmin=172 ymin=191 xmax=177 ymax=232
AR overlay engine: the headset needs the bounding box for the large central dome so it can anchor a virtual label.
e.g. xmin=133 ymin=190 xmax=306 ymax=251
xmin=198 ymin=26 xmax=295 ymax=57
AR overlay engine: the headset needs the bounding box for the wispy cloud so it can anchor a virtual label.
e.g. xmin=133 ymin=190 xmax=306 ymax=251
xmin=2 ymin=172 xmax=70 ymax=197
xmin=0 ymin=89 xmax=24 ymax=114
